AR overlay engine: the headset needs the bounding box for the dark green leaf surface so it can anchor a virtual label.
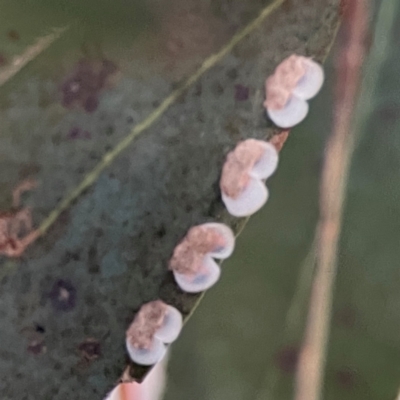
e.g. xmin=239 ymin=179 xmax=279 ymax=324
xmin=165 ymin=3 xmax=400 ymax=400
xmin=0 ymin=1 xmax=341 ymax=399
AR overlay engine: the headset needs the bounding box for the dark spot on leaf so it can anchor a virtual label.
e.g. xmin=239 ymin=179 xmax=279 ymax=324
xmin=89 ymin=151 xmax=99 ymax=160
xmin=177 ymin=92 xmax=187 ymax=104
xmin=194 ymin=82 xmax=202 ymax=96
xmin=234 ymin=84 xmax=249 ymax=101
xmin=51 ymin=134 xmax=62 ymax=146
xmin=156 ymin=225 xmax=166 ymax=238
xmin=98 ymin=59 xmax=117 ymax=85
xmin=60 ymin=58 xmax=117 ymax=113
xmin=84 ymin=95 xmax=99 ymax=113
xmin=181 ymin=166 xmax=189 ymax=176
xmin=170 ymin=81 xmax=180 ymax=91
xmin=105 ymin=126 xmax=114 ymax=136
xmin=64 ymin=251 xmax=81 ymax=263
xmin=213 ymin=82 xmax=224 ymax=96
xmin=226 ymin=68 xmax=238 ymax=80
xmin=376 ymin=103 xmax=400 ymax=123
xmin=334 ymin=306 xmax=356 ymax=329
xmin=88 ymin=245 xmax=100 ymax=274
xmin=95 ymin=228 xmax=104 ymax=238
xmin=18 ymin=163 xmax=41 ymax=179
xmin=283 ymin=0 xmax=294 ymax=12
xmin=0 ymin=53 xmax=6 ymax=66
xmin=35 ymin=324 xmax=46 ymax=334
xmin=335 ymin=368 xmax=358 ymax=390
xmin=61 ymin=79 xmax=83 ymax=107
xmin=273 ymin=345 xmax=299 ymax=374
xmin=67 ymin=127 xmax=92 ymax=140
xmin=79 ymin=338 xmax=102 ymax=361
xmin=8 ymin=29 xmax=20 ymax=41
xmin=49 ymin=279 xmax=77 ymax=312
xmin=27 ymin=339 xmax=46 ymax=355
xmin=225 ymin=119 xmax=241 ymax=138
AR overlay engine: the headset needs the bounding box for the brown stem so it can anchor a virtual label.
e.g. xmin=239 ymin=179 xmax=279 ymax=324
xmin=293 ymin=2 xmax=369 ymax=400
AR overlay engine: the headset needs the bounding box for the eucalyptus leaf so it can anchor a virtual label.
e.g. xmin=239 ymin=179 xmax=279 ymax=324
xmin=0 ymin=1 xmax=340 ymax=399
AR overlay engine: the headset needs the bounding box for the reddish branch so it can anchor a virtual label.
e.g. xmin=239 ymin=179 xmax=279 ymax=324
xmin=294 ymin=2 xmax=369 ymax=400
xmin=270 ymin=130 xmax=290 ymax=152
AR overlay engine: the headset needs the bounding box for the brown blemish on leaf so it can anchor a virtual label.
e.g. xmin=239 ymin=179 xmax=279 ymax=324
xmin=27 ymin=338 xmax=46 ymax=355
xmin=335 ymin=368 xmax=358 ymax=390
xmin=8 ymin=30 xmax=20 ymax=41
xmin=334 ymin=306 xmax=357 ymax=329
xmin=49 ymin=279 xmax=77 ymax=312
xmin=226 ymin=68 xmax=238 ymax=80
xmin=169 ymin=225 xmax=226 ymax=275
xmin=67 ymin=127 xmax=92 ymax=140
xmin=270 ymin=130 xmax=290 ymax=152
xmin=61 ymin=59 xmax=118 ymax=113
xmin=24 ymin=326 xmax=46 ymax=356
xmin=35 ymin=324 xmax=46 ymax=334
xmin=78 ymin=338 xmax=102 ymax=362
xmin=220 ymin=139 xmax=266 ymax=198
xmin=274 ymin=345 xmax=299 ymax=374
xmin=224 ymin=117 xmax=242 ymax=139
xmin=376 ymin=103 xmax=400 ymax=123
xmin=126 ymin=300 xmax=167 ymax=350
xmin=234 ymin=84 xmax=250 ymax=101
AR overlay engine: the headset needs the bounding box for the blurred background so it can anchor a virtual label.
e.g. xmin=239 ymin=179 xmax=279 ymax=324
xmin=1 ymin=0 xmax=400 ymax=399
xmin=166 ymin=2 xmax=400 ymax=399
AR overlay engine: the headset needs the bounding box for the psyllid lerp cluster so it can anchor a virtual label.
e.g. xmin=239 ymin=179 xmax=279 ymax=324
xmin=123 ymin=54 xmax=325 ymax=373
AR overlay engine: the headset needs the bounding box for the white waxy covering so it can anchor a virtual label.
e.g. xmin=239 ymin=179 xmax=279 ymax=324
xmin=126 ymin=336 xmax=167 ymax=366
xmin=292 ymin=59 xmax=324 ymax=100
xmin=173 ymin=255 xmax=221 ymax=293
xmin=266 ymin=95 xmax=309 ymax=129
xmin=249 ymin=141 xmax=279 ymax=180
xmin=221 ymin=177 xmax=269 ymax=218
xmin=154 ymin=305 xmax=183 ymax=344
